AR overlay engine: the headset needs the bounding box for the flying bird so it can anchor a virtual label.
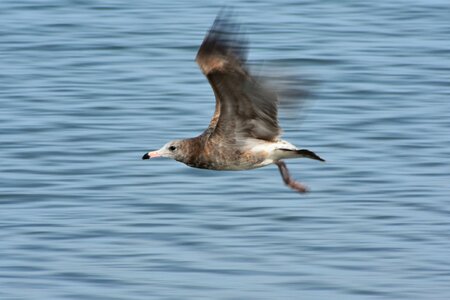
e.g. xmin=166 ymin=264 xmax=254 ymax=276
xmin=142 ymin=12 xmax=325 ymax=193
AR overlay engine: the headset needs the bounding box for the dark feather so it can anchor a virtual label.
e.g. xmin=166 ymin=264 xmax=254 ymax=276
xmin=279 ymin=148 xmax=325 ymax=162
xmin=196 ymin=11 xmax=280 ymax=143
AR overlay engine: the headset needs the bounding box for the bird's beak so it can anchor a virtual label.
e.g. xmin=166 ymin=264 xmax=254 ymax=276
xmin=142 ymin=150 xmax=160 ymax=160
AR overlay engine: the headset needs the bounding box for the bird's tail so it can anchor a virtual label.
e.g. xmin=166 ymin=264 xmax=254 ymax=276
xmin=275 ymin=148 xmax=325 ymax=162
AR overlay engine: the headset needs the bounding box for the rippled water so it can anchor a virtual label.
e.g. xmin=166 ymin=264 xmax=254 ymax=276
xmin=1 ymin=1 xmax=449 ymax=299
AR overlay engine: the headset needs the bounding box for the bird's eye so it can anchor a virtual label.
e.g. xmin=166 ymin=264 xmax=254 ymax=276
xmin=168 ymin=146 xmax=177 ymax=151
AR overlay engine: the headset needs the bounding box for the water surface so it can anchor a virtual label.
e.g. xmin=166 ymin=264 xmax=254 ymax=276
xmin=1 ymin=1 xmax=449 ymax=299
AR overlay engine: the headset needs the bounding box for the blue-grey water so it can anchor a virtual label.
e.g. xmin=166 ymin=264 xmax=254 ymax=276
xmin=1 ymin=1 xmax=449 ymax=299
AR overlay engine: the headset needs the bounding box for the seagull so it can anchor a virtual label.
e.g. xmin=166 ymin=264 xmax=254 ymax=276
xmin=142 ymin=12 xmax=325 ymax=193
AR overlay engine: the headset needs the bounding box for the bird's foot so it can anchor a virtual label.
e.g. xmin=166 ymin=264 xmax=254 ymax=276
xmin=286 ymin=179 xmax=309 ymax=193
xmin=275 ymin=160 xmax=309 ymax=194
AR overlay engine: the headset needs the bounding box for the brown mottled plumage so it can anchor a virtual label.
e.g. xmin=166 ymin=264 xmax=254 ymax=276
xmin=142 ymin=12 xmax=325 ymax=193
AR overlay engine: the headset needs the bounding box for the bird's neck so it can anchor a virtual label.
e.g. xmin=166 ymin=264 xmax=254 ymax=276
xmin=178 ymin=134 xmax=215 ymax=169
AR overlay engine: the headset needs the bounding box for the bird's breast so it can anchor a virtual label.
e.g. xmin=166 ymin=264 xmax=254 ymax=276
xmin=183 ymin=146 xmax=270 ymax=171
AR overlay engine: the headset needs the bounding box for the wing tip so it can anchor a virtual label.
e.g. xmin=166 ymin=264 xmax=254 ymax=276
xmin=196 ymin=9 xmax=248 ymax=75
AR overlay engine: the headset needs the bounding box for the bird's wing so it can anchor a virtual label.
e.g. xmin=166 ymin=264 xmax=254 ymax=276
xmin=195 ymin=13 xmax=280 ymax=143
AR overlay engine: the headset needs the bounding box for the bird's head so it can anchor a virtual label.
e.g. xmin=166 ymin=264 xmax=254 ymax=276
xmin=142 ymin=140 xmax=185 ymax=161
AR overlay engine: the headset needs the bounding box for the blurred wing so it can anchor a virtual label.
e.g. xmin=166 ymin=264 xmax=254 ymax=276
xmin=195 ymin=12 xmax=280 ymax=143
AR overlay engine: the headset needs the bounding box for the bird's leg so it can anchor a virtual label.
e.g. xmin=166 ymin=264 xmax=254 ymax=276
xmin=275 ymin=161 xmax=308 ymax=193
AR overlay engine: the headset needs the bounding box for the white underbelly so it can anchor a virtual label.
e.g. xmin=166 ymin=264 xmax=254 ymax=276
xmin=250 ymin=139 xmax=297 ymax=159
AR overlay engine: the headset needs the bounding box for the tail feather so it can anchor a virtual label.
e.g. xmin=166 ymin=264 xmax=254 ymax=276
xmin=278 ymin=148 xmax=325 ymax=162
